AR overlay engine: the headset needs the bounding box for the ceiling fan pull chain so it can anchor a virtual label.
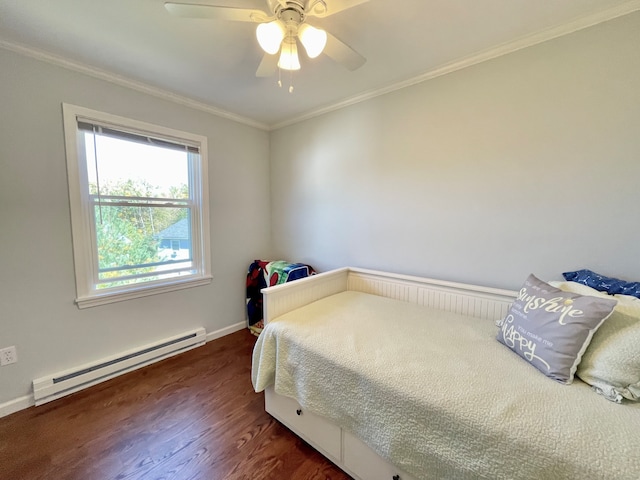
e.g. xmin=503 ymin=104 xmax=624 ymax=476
xmin=275 ymin=51 xmax=294 ymax=92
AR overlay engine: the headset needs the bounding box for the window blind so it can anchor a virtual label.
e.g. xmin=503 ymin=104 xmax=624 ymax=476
xmin=77 ymin=120 xmax=199 ymax=154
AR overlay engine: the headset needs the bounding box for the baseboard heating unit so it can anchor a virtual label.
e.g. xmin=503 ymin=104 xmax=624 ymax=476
xmin=32 ymin=327 xmax=206 ymax=406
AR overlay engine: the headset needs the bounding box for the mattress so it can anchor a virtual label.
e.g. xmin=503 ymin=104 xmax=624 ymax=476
xmin=252 ymin=291 xmax=640 ymax=480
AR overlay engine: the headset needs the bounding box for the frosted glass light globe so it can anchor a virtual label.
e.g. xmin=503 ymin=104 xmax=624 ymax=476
xmin=298 ymin=24 xmax=327 ymax=59
xmin=256 ymin=21 xmax=285 ymax=55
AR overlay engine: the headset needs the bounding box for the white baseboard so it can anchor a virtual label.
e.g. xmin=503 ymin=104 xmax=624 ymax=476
xmin=0 ymin=321 xmax=248 ymax=419
xmin=0 ymin=394 xmax=34 ymax=418
xmin=206 ymin=321 xmax=246 ymax=342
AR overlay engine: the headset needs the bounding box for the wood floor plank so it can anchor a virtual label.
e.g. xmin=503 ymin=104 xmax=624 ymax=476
xmin=0 ymin=330 xmax=352 ymax=480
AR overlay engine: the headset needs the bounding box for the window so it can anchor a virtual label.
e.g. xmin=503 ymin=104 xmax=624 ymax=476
xmin=63 ymin=104 xmax=211 ymax=308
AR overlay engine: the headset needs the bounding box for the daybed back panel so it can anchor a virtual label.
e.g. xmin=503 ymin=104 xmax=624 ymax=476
xmin=347 ymin=274 xmax=414 ymax=302
xmin=418 ymin=288 xmax=513 ymax=320
xmin=348 ymin=268 xmax=515 ymax=321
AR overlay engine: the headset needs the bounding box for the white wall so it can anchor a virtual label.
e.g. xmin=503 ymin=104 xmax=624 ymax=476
xmin=270 ymin=12 xmax=640 ymax=290
xmin=0 ymin=49 xmax=271 ymax=406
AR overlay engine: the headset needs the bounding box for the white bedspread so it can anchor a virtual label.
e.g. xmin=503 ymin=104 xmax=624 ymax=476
xmin=252 ymin=291 xmax=640 ymax=480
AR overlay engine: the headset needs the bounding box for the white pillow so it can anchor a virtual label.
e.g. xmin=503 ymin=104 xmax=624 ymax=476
xmin=551 ymin=281 xmax=640 ymax=403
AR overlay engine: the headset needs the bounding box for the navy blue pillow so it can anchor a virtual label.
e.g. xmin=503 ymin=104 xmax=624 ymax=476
xmin=563 ymin=269 xmax=640 ymax=299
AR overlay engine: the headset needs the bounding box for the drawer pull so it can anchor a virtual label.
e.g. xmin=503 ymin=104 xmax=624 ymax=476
xmin=296 ymin=409 xmax=302 ymax=416
xmin=392 ymin=476 xmax=400 ymax=480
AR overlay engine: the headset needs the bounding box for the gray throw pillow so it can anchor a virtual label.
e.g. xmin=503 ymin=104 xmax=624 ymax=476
xmin=497 ymin=274 xmax=617 ymax=384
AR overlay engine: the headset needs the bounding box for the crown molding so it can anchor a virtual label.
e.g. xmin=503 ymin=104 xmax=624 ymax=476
xmin=270 ymin=0 xmax=640 ymax=130
xmin=0 ymin=39 xmax=270 ymax=131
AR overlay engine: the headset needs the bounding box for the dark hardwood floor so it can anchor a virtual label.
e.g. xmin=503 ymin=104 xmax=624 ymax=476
xmin=0 ymin=330 xmax=352 ymax=480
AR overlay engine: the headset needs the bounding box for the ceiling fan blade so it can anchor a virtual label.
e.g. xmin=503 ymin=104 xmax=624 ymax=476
xmin=256 ymin=53 xmax=278 ymax=77
xmin=323 ymin=32 xmax=366 ymax=71
xmin=164 ymin=2 xmax=269 ymax=22
xmin=306 ymin=0 xmax=370 ymax=18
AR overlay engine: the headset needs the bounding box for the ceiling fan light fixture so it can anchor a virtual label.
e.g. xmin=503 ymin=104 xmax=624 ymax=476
xmin=278 ymin=38 xmax=301 ymax=71
xmin=298 ymin=24 xmax=327 ymax=59
xmin=256 ymin=20 xmax=285 ymax=55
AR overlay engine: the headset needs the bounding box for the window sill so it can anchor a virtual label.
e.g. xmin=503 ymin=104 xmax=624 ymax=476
xmin=75 ymin=275 xmax=213 ymax=309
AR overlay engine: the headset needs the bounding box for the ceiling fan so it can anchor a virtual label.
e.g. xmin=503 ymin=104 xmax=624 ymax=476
xmin=164 ymin=0 xmax=368 ymax=83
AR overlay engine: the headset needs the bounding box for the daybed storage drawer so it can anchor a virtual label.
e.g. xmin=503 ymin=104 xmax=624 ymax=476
xmin=264 ymin=387 xmax=341 ymax=462
xmin=343 ymin=431 xmax=417 ymax=480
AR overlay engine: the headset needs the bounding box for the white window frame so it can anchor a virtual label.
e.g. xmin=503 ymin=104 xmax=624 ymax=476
xmin=62 ymin=104 xmax=212 ymax=308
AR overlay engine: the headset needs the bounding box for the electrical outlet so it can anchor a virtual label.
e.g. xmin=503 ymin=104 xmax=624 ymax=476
xmin=0 ymin=346 xmax=17 ymax=366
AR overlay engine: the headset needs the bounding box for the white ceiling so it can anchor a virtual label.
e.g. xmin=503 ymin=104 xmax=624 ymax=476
xmin=1 ymin=0 xmax=638 ymax=129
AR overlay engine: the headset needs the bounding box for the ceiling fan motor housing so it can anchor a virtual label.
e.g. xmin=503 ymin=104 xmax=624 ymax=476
xmin=277 ymin=4 xmax=305 ymax=27
xmin=281 ymin=9 xmax=303 ymax=26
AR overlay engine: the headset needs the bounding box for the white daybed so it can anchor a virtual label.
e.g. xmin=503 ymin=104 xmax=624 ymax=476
xmin=251 ymin=267 xmax=640 ymax=480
